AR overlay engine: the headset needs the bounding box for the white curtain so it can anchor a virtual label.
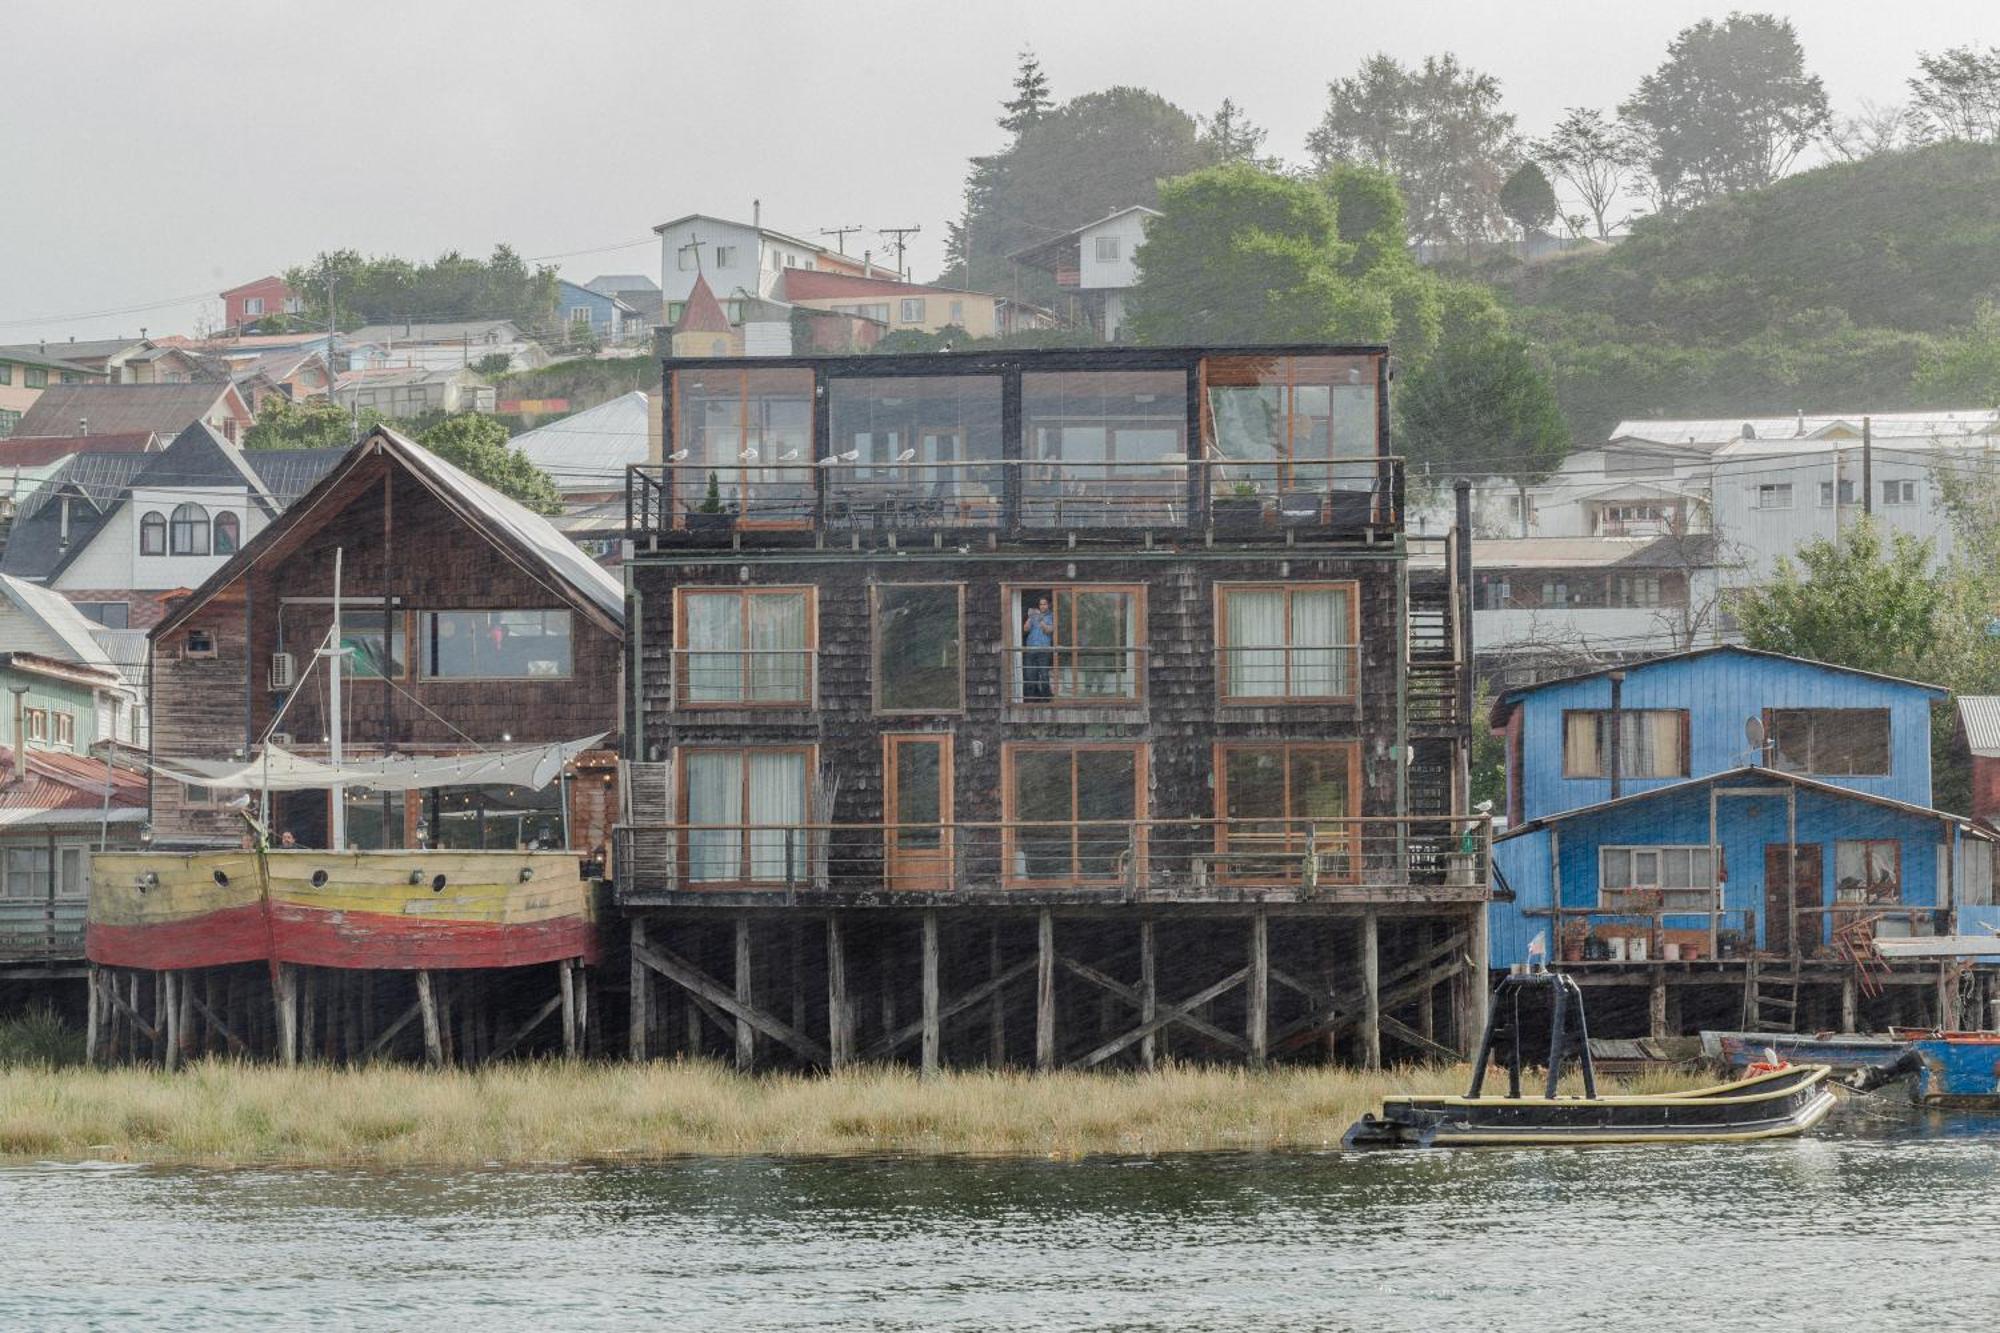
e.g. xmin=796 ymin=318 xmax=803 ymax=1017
xmin=748 ymin=595 xmax=807 ymax=702
xmin=1226 ymin=590 xmax=1284 ymax=697
xmin=747 ymin=752 xmax=806 ymax=881
xmin=1291 ymin=588 xmax=1349 ymax=695
xmin=686 ymin=595 xmax=743 ymax=703
xmin=1564 ymin=713 xmax=1603 ymax=776
xmin=686 ymin=752 xmax=742 ymax=882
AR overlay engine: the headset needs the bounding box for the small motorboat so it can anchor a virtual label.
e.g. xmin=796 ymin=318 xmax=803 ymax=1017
xmin=1343 ymin=969 xmax=1838 ymax=1149
xmin=1845 ymin=1031 xmax=2000 ymax=1109
xmin=1700 ymin=1029 xmax=1911 ymax=1077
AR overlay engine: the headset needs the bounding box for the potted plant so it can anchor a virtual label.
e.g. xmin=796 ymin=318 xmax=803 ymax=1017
xmin=687 ymin=471 xmax=735 ymax=532
xmin=1212 ymin=480 xmax=1263 ymax=530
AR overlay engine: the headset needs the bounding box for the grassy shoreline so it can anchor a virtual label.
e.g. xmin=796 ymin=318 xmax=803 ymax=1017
xmin=0 ymin=1059 xmax=1703 ymax=1167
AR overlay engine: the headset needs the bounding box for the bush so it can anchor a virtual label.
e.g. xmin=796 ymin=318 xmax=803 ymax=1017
xmin=0 ymin=1005 xmax=85 ymax=1068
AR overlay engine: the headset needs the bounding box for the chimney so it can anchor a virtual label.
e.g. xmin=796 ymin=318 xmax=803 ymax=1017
xmin=78 ymin=418 xmax=88 ymax=437
xmin=1795 ymin=410 xmax=1805 ymax=436
xmin=753 ymin=198 xmax=762 ymax=229
xmin=863 ymin=250 xmax=873 ymax=278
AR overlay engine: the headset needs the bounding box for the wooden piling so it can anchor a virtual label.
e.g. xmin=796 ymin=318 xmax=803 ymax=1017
xmin=85 ymin=965 xmax=101 ymax=1066
xmin=629 ymin=917 xmax=649 ymax=1061
xmin=734 ymin=916 xmax=754 ymax=1071
xmin=988 ymin=923 xmax=1006 ymax=1067
xmin=1361 ymin=910 xmax=1381 ymax=1071
xmin=1648 ymin=971 xmax=1668 ymax=1040
xmin=559 ymin=957 xmax=579 ymax=1058
xmin=827 ymin=912 xmax=852 ymax=1069
xmin=1248 ymin=910 xmax=1269 ymax=1066
xmin=416 ymin=969 xmax=443 ymax=1065
xmin=163 ymin=972 xmax=180 ymax=1072
xmin=275 ymin=964 xmax=299 ymax=1066
xmin=1139 ymin=918 xmax=1157 ymax=1072
xmin=1035 ymin=909 xmax=1055 ymax=1071
xmin=921 ymin=910 xmax=940 ymax=1077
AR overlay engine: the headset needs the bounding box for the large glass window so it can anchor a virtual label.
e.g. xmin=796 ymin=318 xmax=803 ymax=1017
xmin=827 ymin=375 xmax=1004 ymax=526
xmin=1562 ymin=710 xmax=1689 ymax=778
xmin=344 ymin=787 xmax=409 ymax=849
xmin=421 ymin=783 xmax=562 ymax=850
xmin=1218 ymin=584 xmax=1356 ymax=701
xmin=1768 ymin=708 xmax=1891 ymax=776
xmin=1009 ymin=585 xmax=1142 ymax=703
xmin=214 ymin=511 xmax=241 ymax=555
xmin=421 ymin=610 xmax=572 ymax=679
xmin=1204 ymin=354 xmax=1378 ymax=501
xmin=1021 ymin=369 xmax=1188 ymax=526
xmin=139 ymin=511 xmax=167 ymax=556
xmin=874 ymin=584 xmax=963 ymax=712
xmin=1005 ymin=744 xmax=1144 ymax=884
xmin=1 ymin=847 xmax=51 ymax=900
xmin=677 ymin=588 xmax=812 ymax=705
xmin=672 ymin=366 xmax=814 ymax=525
xmin=341 ymin=610 xmax=407 ymax=680
xmin=1217 ymin=743 xmax=1357 ymax=878
xmin=680 ymin=747 xmax=810 ymax=883
xmin=169 ymin=502 xmax=209 ymax=555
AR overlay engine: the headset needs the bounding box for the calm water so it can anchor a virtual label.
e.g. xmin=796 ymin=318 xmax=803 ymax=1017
xmin=4 ymin=1102 xmax=1998 ymax=1331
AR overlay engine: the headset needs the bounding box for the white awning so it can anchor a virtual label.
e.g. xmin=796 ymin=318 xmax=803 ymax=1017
xmin=153 ymin=734 xmax=607 ymax=793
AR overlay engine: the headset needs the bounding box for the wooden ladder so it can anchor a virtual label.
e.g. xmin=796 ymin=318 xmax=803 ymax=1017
xmin=1833 ymin=915 xmax=1892 ymax=1000
xmin=1742 ymin=959 xmax=1801 ymax=1033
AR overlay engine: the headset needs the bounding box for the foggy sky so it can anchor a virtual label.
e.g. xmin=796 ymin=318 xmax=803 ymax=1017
xmin=1 ymin=0 xmax=1990 ymax=342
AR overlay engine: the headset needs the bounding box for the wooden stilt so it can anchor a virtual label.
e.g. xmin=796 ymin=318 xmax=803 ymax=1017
xmin=577 ymin=964 xmax=592 ymax=1057
xmin=1648 ymin=971 xmax=1668 ymax=1040
xmin=988 ymin=923 xmax=1006 ymax=1067
xmin=790 ymin=922 xmax=806 ymax=1035
xmin=1036 ymin=909 xmax=1055 ymax=1071
xmin=827 ymin=912 xmax=852 ymax=1069
xmin=275 ymin=964 xmax=299 ymax=1066
xmin=1248 ymin=909 xmax=1269 ymax=1066
xmin=162 ymin=972 xmax=180 ymax=1071
xmin=300 ymin=968 xmax=317 ymax=1063
xmin=85 ymin=965 xmax=101 ymax=1066
xmin=1361 ymin=910 xmax=1381 ymax=1071
xmin=1416 ymin=925 xmax=1437 ymax=1045
xmin=1139 ymin=919 xmax=1156 ymax=1073
xmin=734 ymin=916 xmax=754 ymax=1071
xmin=921 ymin=910 xmax=940 ymax=1077
xmin=205 ymin=971 xmax=221 ymax=1056
xmin=416 ymin=969 xmax=443 ymax=1065
xmin=629 ymin=917 xmax=650 ymax=1061
xmin=559 ymin=957 xmax=579 ymax=1058
xmin=1462 ymin=903 xmax=1489 ymax=1058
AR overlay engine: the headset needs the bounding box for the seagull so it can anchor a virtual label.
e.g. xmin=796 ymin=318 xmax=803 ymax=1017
xmin=816 ymin=455 xmax=841 ymax=467
xmin=665 ymin=448 xmax=689 ymax=462
xmin=896 ymin=448 xmax=917 ymax=463
xmin=840 ymin=448 xmax=860 ymax=462
xmin=779 ymin=448 xmax=800 ymax=461
xmin=739 ymin=447 xmax=760 ymax=461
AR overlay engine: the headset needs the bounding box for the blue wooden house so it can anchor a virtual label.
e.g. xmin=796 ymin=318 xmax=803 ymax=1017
xmin=1488 ymin=647 xmax=1996 ymax=970
xmin=557 ymin=279 xmax=637 ymax=342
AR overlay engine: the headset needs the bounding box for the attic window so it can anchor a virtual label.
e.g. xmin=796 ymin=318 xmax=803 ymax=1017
xmin=185 ymin=629 xmax=217 ymax=658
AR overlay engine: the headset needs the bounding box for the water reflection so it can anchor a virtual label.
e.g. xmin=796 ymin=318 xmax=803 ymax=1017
xmin=1 ymin=1103 xmax=1995 ymax=1331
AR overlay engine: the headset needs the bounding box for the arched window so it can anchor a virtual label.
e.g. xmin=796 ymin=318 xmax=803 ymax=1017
xmin=213 ymin=512 xmax=241 ymax=555
xmin=139 ymin=511 xmax=167 ymax=556
xmin=169 ymin=503 xmax=209 ymax=556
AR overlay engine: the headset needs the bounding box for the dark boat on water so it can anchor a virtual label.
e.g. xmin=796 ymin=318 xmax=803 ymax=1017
xmin=1343 ymin=969 xmax=1837 ymax=1149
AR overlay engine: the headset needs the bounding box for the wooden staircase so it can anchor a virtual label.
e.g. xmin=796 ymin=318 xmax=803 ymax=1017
xmin=1833 ymin=915 xmax=1892 ymax=1000
xmin=1742 ymin=960 xmax=1801 ymax=1034
xmin=1406 ymin=557 xmax=1463 ymax=738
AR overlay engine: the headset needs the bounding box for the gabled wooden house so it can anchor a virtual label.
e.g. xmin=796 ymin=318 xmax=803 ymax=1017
xmin=619 ymin=345 xmax=1482 ymax=1073
xmin=86 ymin=427 xmax=624 ymax=1066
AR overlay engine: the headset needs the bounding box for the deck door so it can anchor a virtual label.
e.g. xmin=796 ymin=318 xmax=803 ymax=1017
xmin=884 ymin=735 xmax=952 ymax=891
xmin=1763 ymin=843 xmax=1824 ymax=955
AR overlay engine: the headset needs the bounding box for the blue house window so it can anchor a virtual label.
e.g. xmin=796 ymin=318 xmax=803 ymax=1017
xmin=1600 ymin=845 xmax=1715 ymax=912
xmin=1766 ymin=708 xmax=1889 ymax=776
xmin=1562 ymin=709 xmax=1688 ymax=779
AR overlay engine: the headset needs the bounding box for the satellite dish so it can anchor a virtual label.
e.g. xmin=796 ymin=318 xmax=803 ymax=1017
xmin=1745 ymin=716 xmax=1765 ymax=750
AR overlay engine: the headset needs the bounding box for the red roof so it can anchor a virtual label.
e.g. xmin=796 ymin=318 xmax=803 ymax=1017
xmin=0 ymin=434 xmax=158 ymax=468
xmin=780 ymin=270 xmax=975 ymax=302
xmin=0 ymin=746 xmax=148 ymax=811
xmin=673 ymin=275 xmax=734 ymax=335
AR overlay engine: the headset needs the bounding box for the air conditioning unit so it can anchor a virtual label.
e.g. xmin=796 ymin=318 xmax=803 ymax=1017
xmin=268 ymin=652 xmax=295 ymax=690
xmin=269 ymin=732 xmax=294 ymax=748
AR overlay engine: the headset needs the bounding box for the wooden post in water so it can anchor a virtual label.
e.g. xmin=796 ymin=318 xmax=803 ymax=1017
xmin=629 ymin=918 xmax=649 ymax=1060
xmin=163 ymin=972 xmax=180 ymax=1071
xmin=275 ymin=964 xmax=299 ymax=1066
xmin=734 ymin=916 xmax=754 ymax=1071
xmin=988 ymin=924 xmax=1006 ymax=1067
xmin=1248 ymin=910 xmax=1269 ymax=1066
xmin=921 ymin=910 xmax=941 ymax=1077
xmin=1362 ymin=911 xmax=1381 ymax=1071
xmin=1035 ymin=909 xmax=1055 ymax=1071
xmin=1841 ymin=973 xmax=1858 ymax=1033
xmin=416 ymin=969 xmax=443 ymax=1065
xmin=827 ymin=912 xmax=852 ymax=1069
xmin=85 ymin=965 xmax=101 ymax=1065
xmin=1139 ymin=918 xmax=1157 ymax=1073
xmin=559 ymin=957 xmax=579 ymax=1058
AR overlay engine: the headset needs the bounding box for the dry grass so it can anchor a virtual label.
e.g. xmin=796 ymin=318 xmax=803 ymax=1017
xmin=0 ymin=1058 xmax=1709 ymax=1167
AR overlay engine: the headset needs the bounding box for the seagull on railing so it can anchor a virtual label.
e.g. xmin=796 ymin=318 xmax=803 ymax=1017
xmin=665 ymin=449 xmax=689 ymax=462
xmin=896 ymin=448 xmax=917 ymax=463
xmin=739 ymin=447 xmax=760 ymax=461
xmin=779 ymin=448 xmax=800 ymax=461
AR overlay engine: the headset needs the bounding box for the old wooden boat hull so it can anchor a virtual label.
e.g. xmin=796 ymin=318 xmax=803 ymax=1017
xmin=1907 ymin=1033 xmax=2000 ymax=1109
xmin=1701 ymin=1030 xmax=1911 ymax=1075
xmin=87 ymin=850 xmax=598 ymax=971
xmin=1343 ymin=1064 xmax=1837 ymax=1148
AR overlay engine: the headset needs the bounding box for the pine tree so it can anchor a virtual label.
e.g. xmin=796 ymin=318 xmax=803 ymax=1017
xmin=999 ymin=49 xmax=1052 ymax=136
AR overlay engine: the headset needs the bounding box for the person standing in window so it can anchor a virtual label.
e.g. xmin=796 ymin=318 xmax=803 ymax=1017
xmin=1023 ymin=596 xmax=1055 ymax=700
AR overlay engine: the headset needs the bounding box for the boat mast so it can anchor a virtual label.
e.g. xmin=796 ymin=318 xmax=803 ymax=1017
xmin=328 ymin=546 xmax=345 ymax=849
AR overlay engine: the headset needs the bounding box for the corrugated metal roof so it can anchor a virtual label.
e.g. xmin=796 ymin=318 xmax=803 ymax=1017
xmin=1958 ymin=697 xmax=2000 ymax=758
xmin=1613 ymin=410 xmax=2000 ymax=449
xmin=1490 ymin=645 xmax=1948 ymax=724
xmin=1 ymin=574 xmax=120 ymax=671
xmin=14 ymin=383 xmax=241 ymax=438
xmin=510 ymin=392 xmax=649 ymax=493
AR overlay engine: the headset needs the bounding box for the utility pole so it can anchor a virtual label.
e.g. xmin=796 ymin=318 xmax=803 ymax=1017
xmin=1862 ymin=415 xmax=1873 ymax=518
xmin=878 ymin=225 xmax=921 ymax=281
xmin=679 ymin=234 xmax=707 ymax=274
xmin=818 ymin=225 xmax=864 ymax=255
